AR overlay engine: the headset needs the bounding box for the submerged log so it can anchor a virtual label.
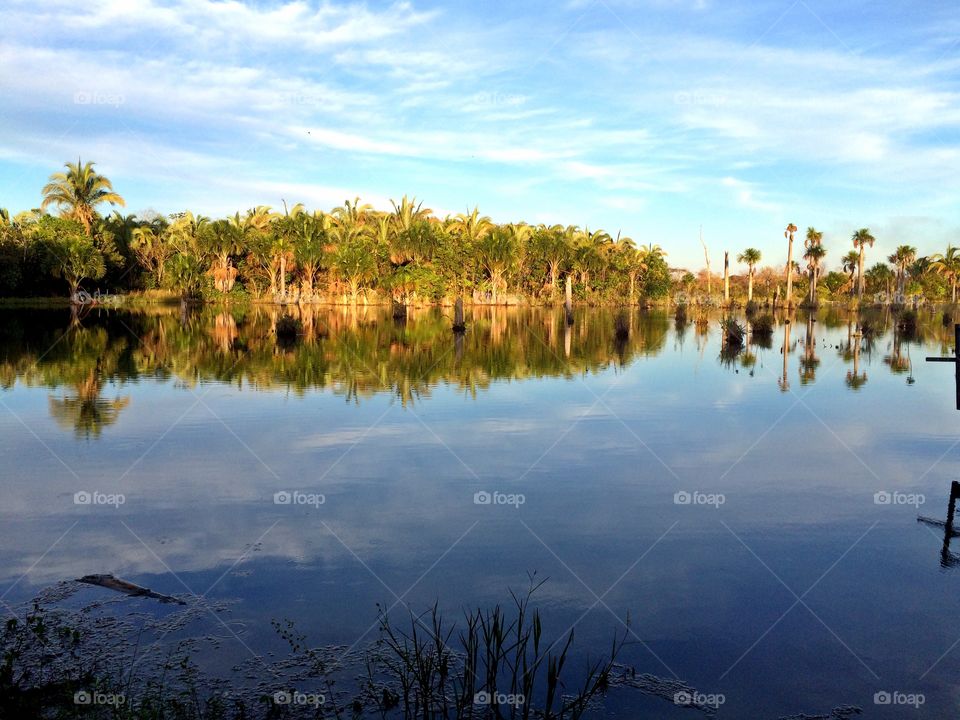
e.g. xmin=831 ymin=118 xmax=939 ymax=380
xmin=77 ymin=574 xmax=186 ymax=605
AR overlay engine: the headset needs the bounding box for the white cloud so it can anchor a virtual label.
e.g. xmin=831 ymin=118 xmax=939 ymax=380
xmin=0 ymin=0 xmax=958 ymax=266
xmin=721 ymin=177 xmax=780 ymax=214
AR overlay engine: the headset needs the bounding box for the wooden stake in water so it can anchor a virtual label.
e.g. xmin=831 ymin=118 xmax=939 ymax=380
xmin=723 ymin=251 xmax=730 ymax=305
xmin=917 ymin=480 xmax=960 ymax=567
xmin=453 ymin=297 xmax=465 ymax=332
xmin=565 ymin=275 xmax=574 ymax=326
xmin=925 ymin=323 xmax=960 ymax=410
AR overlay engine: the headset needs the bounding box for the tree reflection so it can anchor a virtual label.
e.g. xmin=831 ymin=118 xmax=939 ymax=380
xmin=2 ymin=305 xmax=952 ymax=436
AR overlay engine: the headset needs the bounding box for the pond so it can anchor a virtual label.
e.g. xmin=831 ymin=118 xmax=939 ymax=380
xmin=1 ymin=304 xmax=958 ymax=718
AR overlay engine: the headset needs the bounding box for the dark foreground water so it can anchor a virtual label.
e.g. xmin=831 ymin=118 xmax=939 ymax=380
xmin=1 ymin=304 xmax=959 ymax=717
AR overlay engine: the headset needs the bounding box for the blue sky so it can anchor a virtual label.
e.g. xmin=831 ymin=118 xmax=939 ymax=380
xmin=0 ymin=0 xmax=958 ymax=268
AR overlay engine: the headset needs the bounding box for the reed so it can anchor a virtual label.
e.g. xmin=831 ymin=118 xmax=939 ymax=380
xmin=720 ymin=318 xmax=745 ymax=349
xmin=750 ymin=314 xmax=774 ymax=338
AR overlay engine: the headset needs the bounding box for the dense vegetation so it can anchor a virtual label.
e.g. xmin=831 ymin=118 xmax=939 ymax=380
xmin=1 ymin=161 xmax=670 ymax=305
xmin=2 ymin=159 xmax=958 ymax=306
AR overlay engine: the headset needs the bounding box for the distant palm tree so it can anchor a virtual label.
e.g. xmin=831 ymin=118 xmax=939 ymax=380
xmin=130 ymin=225 xmax=173 ymax=287
xmin=865 ymin=263 xmax=894 ymax=301
xmin=887 ymin=245 xmax=917 ymax=299
xmin=841 ymin=250 xmax=860 ymax=296
xmin=851 ymin=228 xmax=876 ymax=300
xmin=737 ymin=248 xmax=761 ymax=301
xmin=388 ymin=196 xmax=434 ymax=265
xmin=330 ymin=198 xmax=373 ymax=225
xmin=930 ymin=246 xmax=960 ymax=303
xmin=784 ymin=223 xmax=798 ymax=305
xmin=390 ymin=195 xmax=432 ymax=234
xmin=803 ymin=227 xmax=825 ymax=304
xmin=477 ymin=225 xmax=527 ymax=303
xmin=448 ymin=207 xmax=493 ymax=244
xmin=41 ymin=159 xmax=125 ymax=235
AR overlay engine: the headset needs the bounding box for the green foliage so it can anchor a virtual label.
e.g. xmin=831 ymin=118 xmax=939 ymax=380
xmin=822 ymin=271 xmax=847 ymax=295
xmin=31 ymin=216 xmax=108 ymax=295
xmin=642 ymin=252 xmax=671 ymax=298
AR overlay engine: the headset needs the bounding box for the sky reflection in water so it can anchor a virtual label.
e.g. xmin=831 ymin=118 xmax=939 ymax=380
xmin=1 ymin=305 xmax=959 ymax=717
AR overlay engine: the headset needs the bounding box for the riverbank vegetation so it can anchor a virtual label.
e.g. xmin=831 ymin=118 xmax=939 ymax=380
xmin=2 ymin=579 xmax=701 ymax=719
xmin=2 ymin=159 xmax=958 ymax=308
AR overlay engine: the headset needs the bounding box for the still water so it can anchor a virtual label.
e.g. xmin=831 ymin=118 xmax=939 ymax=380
xmin=1 ymin=304 xmax=959 ymax=717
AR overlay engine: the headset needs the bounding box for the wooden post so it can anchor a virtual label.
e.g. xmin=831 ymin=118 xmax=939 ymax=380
xmin=564 ymin=275 xmax=574 ymax=326
xmin=723 ymin=251 xmax=730 ymax=305
xmin=943 ymin=481 xmax=960 ymax=566
xmin=785 ymin=224 xmax=796 ymax=307
xmin=700 ymin=226 xmax=712 ymax=296
xmin=955 ymin=323 xmax=959 ymax=410
xmin=453 ymin=297 xmax=465 ymax=332
xmin=924 ymin=323 xmax=960 ymax=410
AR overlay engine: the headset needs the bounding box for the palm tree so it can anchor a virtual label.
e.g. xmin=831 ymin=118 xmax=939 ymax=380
xmin=803 ymin=244 xmax=827 ymax=304
xmin=332 ymin=197 xmax=373 ymax=231
xmin=638 ymin=243 xmax=667 ymax=262
xmin=737 ymin=248 xmax=761 ymax=302
xmin=448 ymin=207 xmax=493 ymax=244
xmin=41 ymin=159 xmax=125 ymax=235
xmin=930 ymin=246 xmax=960 ymax=303
xmin=887 ymin=245 xmax=917 ymax=299
xmin=388 ymin=196 xmax=435 ymax=266
xmin=801 ymin=228 xmax=825 ymax=304
xmin=571 ymin=228 xmax=613 ymax=291
xmin=865 ymin=263 xmax=894 ymax=301
xmin=784 ymin=223 xmax=797 ymax=305
xmin=841 ymin=250 xmax=860 ymax=296
xmin=333 ymin=236 xmax=376 ymax=304
xmin=130 ymin=225 xmax=173 ymax=287
xmin=615 ymin=238 xmax=643 ymax=302
xmin=390 ymin=195 xmax=432 ymax=235
xmin=476 ymin=226 xmax=523 ymax=304
xmin=851 ymin=228 xmax=876 ymax=300
xmin=530 ymin=224 xmax=571 ymax=293
xmin=291 ymin=213 xmax=328 ymax=296
xmin=202 ymin=216 xmax=248 ymax=293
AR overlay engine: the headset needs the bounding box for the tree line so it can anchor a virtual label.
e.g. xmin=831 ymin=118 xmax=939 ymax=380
xmin=1 ymin=159 xmax=958 ymax=306
xmin=0 ymin=160 xmax=669 ymax=304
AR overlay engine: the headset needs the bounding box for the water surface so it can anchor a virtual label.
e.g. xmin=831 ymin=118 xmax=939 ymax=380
xmin=2 ymin=305 xmax=959 ymax=717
